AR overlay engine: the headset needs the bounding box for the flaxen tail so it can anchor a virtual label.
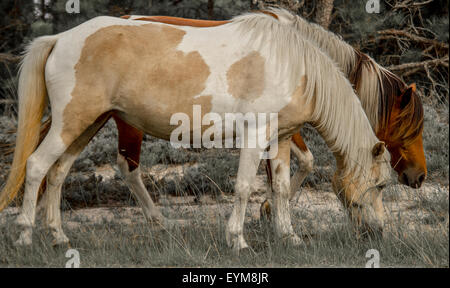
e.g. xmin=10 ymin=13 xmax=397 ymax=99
xmin=0 ymin=35 xmax=58 ymax=211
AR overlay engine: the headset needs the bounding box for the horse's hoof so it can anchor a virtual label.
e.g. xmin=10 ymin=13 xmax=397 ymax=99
xmin=14 ymin=231 xmax=32 ymax=247
xmin=52 ymin=234 xmax=70 ymax=247
xmin=259 ymin=200 xmax=271 ymax=221
xmin=281 ymin=234 xmax=303 ymax=247
xmin=15 ymin=214 xmax=31 ymax=227
xmin=235 ymin=246 xmax=255 ymax=258
xmin=226 ymin=231 xmax=249 ymax=256
xmin=231 ymin=243 xmax=251 ymax=257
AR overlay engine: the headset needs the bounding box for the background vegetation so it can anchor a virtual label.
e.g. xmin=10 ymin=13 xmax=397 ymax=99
xmin=0 ymin=0 xmax=447 ymax=202
xmin=0 ymin=0 xmax=448 ymax=267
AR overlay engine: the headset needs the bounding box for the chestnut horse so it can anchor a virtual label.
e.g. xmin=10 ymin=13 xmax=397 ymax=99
xmin=0 ymin=10 xmax=391 ymax=251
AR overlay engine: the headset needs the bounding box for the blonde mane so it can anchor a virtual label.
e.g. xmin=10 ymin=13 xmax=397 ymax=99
xmin=261 ymin=8 xmax=411 ymax=132
xmin=229 ymin=11 xmax=385 ymax=178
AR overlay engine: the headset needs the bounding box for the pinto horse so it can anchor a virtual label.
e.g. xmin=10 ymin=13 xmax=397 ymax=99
xmin=120 ymin=10 xmax=426 ymax=216
xmin=0 ymin=10 xmax=391 ymax=251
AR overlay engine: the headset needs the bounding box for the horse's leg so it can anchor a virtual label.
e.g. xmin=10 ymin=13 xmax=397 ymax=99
xmin=114 ymin=116 xmax=173 ymax=225
xmin=260 ymin=133 xmax=314 ymax=218
xmin=42 ymin=114 xmax=111 ymax=245
xmin=14 ymin=114 xmax=105 ymax=246
xmin=226 ymin=146 xmax=262 ymax=253
xmin=289 ymin=134 xmax=314 ymax=198
xmin=270 ymin=139 xmax=302 ymax=245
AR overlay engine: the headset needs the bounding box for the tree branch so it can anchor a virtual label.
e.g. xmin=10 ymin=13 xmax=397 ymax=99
xmin=378 ymin=29 xmax=449 ymax=50
xmin=0 ymin=53 xmax=21 ymax=63
xmin=388 ymin=56 xmax=449 ymax=71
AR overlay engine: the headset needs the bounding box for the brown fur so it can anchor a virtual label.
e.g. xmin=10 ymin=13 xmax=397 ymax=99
xmin=227 ymin=51 xmax=266 ymax=101
xmin=342 ymin=49 xmax=426 ymax=180
xmin=122 ymin=15 xmax=229 ymax=27
xmin=62 ymin=24 xmax=212 ymax=144
xmin=114 ymin=115 xmax=143 ymax=172
xmin=291 ymin=131 xmax=308 ymax=152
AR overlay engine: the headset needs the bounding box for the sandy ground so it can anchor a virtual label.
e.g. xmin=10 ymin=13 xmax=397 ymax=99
xmin=1 ymin=172 xmax=447 ymax=238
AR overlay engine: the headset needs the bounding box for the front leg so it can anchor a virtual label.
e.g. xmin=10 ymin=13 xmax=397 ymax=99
xmin=260 ymin=132 xmax=314 ymax=219
xmin=226 ymin=147 xmax=262 ymax=254
xmin=289 ymin=136 xmax=314 ymax=198
xmin=270 ymin=139 xmax=302 ymax=246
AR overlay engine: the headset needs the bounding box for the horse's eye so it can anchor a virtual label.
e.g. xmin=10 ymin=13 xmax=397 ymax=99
xmin=377 ymin=184 xmax=386 ymax=190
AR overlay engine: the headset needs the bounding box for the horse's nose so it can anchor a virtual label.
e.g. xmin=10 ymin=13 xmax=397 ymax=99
xmin=399 ymin=170 xmax=425 ymax=188
xmin=416 ymin=172 xmax=426 ymax=187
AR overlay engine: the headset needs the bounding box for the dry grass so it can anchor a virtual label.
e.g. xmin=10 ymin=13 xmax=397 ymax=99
xmin=0 ymin=93 xmax=448 ymax=268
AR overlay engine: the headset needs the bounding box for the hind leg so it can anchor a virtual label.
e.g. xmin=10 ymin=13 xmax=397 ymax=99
xmin=14 ymin=127 xmax=70 ymax=246
xmin=114 ymin=116 xmax=177 ymax=226
xmin=14 ymin=111 xmax=110 ymax=246
xmin=42 ymin=114 xmax=111 ymax=245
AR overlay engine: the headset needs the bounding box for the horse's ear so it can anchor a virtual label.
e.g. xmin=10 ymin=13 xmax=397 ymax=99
xmin=399 ymin=84 xmax=415 ymax=109
xmin=372 ymin=142 xmax=385 ymax=159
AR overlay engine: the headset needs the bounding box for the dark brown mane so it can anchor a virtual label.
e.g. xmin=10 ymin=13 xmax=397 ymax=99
xmin=379 ymin=68 xmax=424 ymax=146
xmin=350 ymin=50 xmax=424 ymax=146
xmin=348 ymin=50 xmax=371 ymax=87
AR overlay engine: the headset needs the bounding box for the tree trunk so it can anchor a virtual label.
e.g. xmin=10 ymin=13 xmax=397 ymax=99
xmin=314 ymin=0 xmax=334 ymax=29
xmin=251 ymin=0 xmax=301 ymax=13
xmin=207 ymin=0 xmax=214 ymax=19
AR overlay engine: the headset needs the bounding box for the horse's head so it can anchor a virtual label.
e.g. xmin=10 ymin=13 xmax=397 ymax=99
xmin=332 ymin=142 xmax=391 ymax=238
xmin=378 ymin=83 xmax=426 ymax=189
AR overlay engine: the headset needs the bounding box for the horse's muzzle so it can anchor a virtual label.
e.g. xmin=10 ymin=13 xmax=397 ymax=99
xmin=399 ymin=168 xmax=425 ymax=189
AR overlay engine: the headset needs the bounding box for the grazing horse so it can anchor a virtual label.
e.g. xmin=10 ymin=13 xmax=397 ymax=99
xmin=0 ymin=11 xmax=391 ymax=252
xmin=120 ymin=9 xmax=426 ymax=216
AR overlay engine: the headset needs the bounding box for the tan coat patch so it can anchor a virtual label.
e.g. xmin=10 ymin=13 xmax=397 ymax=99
xmin=226 ymin=51 xmax=265 ymax=101
xmin=62 ymin=23 xmax=212 ymax=144
xmin=276 ymin=75 xmax=313 ymax=137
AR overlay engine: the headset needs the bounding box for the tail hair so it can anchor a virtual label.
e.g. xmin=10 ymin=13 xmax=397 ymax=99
xmin=0 ymin=35 xmax=57 ymax=211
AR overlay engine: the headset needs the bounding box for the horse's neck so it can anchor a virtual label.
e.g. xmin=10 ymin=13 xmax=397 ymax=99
xmin=292 ymin=15 xmax=385 ymax=131
xmin=305 ymin=60 xmax=378 ymax=178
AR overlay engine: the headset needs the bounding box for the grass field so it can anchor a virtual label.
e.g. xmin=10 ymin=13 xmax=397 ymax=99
xmin=0 ymin=102 xmax=448 ymax=267
xmin=0 ymin=183 xmax=448 ymax=267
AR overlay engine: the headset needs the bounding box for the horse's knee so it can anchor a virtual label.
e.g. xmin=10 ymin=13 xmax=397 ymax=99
xmin=291 ymin=141 xmax=314 ymax=173
xmin=303 ymin=150 xmax=314 ymax=173
xmin=117 ymin=153 xmax=128 ymax=173
xmin=260 ymin=199 xmax=272 ymax=220
xmin=26 ymin=154 xmax=47 ymax=184
xmin=117 ymin=152 xmax=140 ymax=176
xmin=47 ymin=162 xmax=66 ymax=187
xmin=235 ymin=179 xmax=251 ymax=197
